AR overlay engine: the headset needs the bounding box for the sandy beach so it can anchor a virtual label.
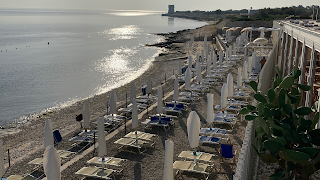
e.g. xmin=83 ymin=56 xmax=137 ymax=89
xmin=1 ymin=19 xmax=255 ymax=179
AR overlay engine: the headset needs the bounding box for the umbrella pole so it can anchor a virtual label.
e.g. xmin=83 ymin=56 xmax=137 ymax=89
xmin=135 ymin=131 xmax=138 ymax=146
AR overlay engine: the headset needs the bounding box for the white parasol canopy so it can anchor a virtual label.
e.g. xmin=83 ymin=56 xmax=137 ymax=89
xmin=146 ymin=76 xmax=152 ymax=94
xmin=229 ymin=45 xmax=232 ymax=59
xmin=210 ymin=46 xmax=214 ymax=59
xmin=43 ymin=145 xmax=61 ymax=180
xmin=206 ymin=94 xmax=214 ymax=124
xmin=173 ymin=76 xmax=179 ymax=101
xmin=157 ymin=86 xmax=163 ymax=114
xmin=233 ymin=43 xmax=236 ymax=55
xmin=206 ymin=56 xmax=211 ymax=76
xmin=185 ymin=68 xmax=192 ymax=90
xmin=83 ymin=102 xmax=90 ymax=129
xmin=178 ymin=60 xmax=182 ymax=75
xmin=219 ymin=50 xmax=223 ymax=66
xmin=130 ymin=81 xmax=136 ymax=103
xmin=236 ymin=67 xmax=242 ymax=88
xmin=97 ymin=117 xmax=106 ymax=157
xmin=305 ymin=43 xmax=315 ymax=108
xmin=248 ymin=56 xmax=253 ymax=74
xmin=221 ymin=83 xmax=228 ymax=109
xmin=252 ymin=52 xmax=256 ymax=69
xmin=242 ymin=62 xmax=248 ymax=81
xmin=227 ymin=73 xmax=233 ymax=97
xmin=187 ymin=111 xmax=200 ymax=149
xmin=201 ymin=50 xmax=204 ymax=62
xmin=196 ymin=61 xmax=202 ymax=82
xmin=109 ymin=91 xmax=117 ymax=115
xmin=253 ymin=37 xmax=268 ymax=44
xmin=162 ymin=140 xmax=174 ymax=180
xmin=132 ymin=98 xmax=139 ymax=130
xmin=0 ymin=141 xmax=4 ymax=178
xmin=212 ymin=54 xmax=217 ymax=69
xmin=204 ymin=35 xmax=207 ymax=48
xmin=188 ymin=56 xmax=193 ymax=69
xmin=225 ymin=48 xmax=229 ymax=61
xmin=206 ymin=44 xmax=209 ymax=60
xmin=44 ymin=119 xmax=54 ymax=149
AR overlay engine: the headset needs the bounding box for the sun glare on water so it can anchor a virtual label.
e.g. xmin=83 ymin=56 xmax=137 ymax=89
xmin=102 ymin=25 xmax=141 ymax=40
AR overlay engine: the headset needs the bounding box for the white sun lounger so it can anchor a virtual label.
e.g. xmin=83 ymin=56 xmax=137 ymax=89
xmin=199 ymin=136 xmax=223 ymax=145
xmin=76 ymin=166 xmax=122 ymax=180
xmin=28 ymin=150 xmax=74 ymax=165
xmin=178 ymin=151 xmax=217 ymax=164
xmin=214 ymin=113 xmax=236 ymax=119
xmin=179 ymin=91 xmax=200 ymax=97
xmin=199 ymin=128 xmax=229 ymax=136
xmin=214 ymin=105 xmax=240 ymax=111
xmin=7 ymin=175 xmax=36 ymax=180
xmin=173 ymin=161 xmax=213 ymax=180
xmin=87 ymin=157 xmax=126 ymax=167
xmin=178 ymin=96 xmax=197 ymax=102
xmin=114 ymin=138 xmax=149 ymax=154
xmin=124 ymin=131 xmax=157 ymax=141
xmin=227 ymin=100 xmax=248 ymax=106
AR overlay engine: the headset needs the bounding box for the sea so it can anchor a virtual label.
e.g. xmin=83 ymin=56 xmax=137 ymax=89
xmin=0 ymin=8 xmax=206 ymax=127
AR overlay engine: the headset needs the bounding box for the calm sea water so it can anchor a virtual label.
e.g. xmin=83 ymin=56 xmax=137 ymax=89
xmin=0 ymin=8 xmax=205 ymax=126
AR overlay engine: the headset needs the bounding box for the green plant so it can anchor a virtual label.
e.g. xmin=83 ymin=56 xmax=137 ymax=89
xmin=240 ymin=66 xmax=320 ymax=180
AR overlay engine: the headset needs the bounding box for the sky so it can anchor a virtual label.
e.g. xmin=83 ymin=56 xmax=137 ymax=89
xmin=0 ymin=0 xmax=319 ymax=12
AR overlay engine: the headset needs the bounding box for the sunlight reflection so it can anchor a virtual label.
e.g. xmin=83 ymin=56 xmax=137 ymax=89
xmin=102 ymin=25 xmax=141 ymax=40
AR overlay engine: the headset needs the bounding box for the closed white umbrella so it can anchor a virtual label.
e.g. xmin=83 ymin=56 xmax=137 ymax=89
xmin=187 ymin=111 xmax=200 ymax=164
xmin=219 ymin=50 xmax=223 ymax=66
xmin=225 ymin=48 xmax=229 ymax=61
xmin=248 ymin=56 xmax=253 ymax=74
xmin=293 ymin=36 xmax=299 ymax=67
xmin=252 ymin=52 xmax=256 ymax=70
xmin=206 ymin=93 xmax=214 ymax=125
xmin=210 ymin=46 xmax=214 ymax=59
xmin=162 ymin=140 xmax=174 ymax=180
xmin=201 ymin=50 xmax=204 ymax=62
xmin=157 ymin=86 xmax=163 ymax=114
xmin=206 ymin=56 xmax=211 ymax=76
xmin=97 ymin=117 xmax=106 ymax=158
xmin=185 ymin=68 xmax=192 ymax=90
xmin=83 ymin=102 xmax=90 ymax=130
xmin=206 ymin=44 xmax=209 ymax=60
xmin=233 ymin=43 xmax=236 ymax=55
xmin=204 ymin=35 xmax=207 ymax=48
xmin=0 ymin=141 xmax=4 ymax=178
xmin=188 ymin=56 xmax=193 ymax=69
xmin=236 ymin=67 xmax=242 ymax=88
xmin=242 ymin=61 xmax=248 ymax=81
xmin=212 ymin=54 xmax=217 ymax=69
xmin=109 ymin=91 xmax=117 ymax=115
xmin=131 ymin=98 xmax=139 ymax=146
xmin=43 ymin=145 xmax=61 ymax=180
xmin=221 ymin=83 xmax=228 ymax=109
xmin=227 ymin=73 xmax=233 ymax=97
xmin=44 ymin=119 xmax=54 ymax=149
xmin=130 ymin=81 xmax=136 ymax=103
xmin=196 ymin=62 xmax=202 ymax=82
xmin=229 ymin=45 xmax=232 ymax=60
xmin=173 ymin=76 xmax=179 ymax=102
xmin=178 ymin=60 xmax=182 ymax=75
xmin=146 ymin=76 xmax=152 ymax=95
xmin=287 ymin=34 xmax=294 ymax=75
xmin=260 ymin=30 xmax=265 ymax=38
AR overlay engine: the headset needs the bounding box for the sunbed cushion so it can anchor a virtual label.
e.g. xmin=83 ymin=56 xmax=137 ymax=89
xmin=221 ymin=144 xmax=234 ymax=158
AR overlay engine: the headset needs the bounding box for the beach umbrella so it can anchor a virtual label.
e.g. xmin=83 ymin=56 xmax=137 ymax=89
xmin=210 ymin=46 xmax=214 ymax=59
xmin=43 ymin=145 xmax=61 ymax=180
xmin=178 ymin=60 xmax=182 ymax=75
xmin=206 ymin=93 xmax=214 ymax=125
xmin=260 ymin=30 xmax=265 ymax=38
xmin=131 ymin=98 xmax=138 ymax=130
xmin=212 ymin=54 xmax=217 ymax=69
xmin=173 ymin=76 xmax=179 ymax=102
xmin=242 ymin=61 xmax=248 ymax=81
xmin=305 ymin=43 xmax=315 ymax=108
xmin=157 ymin=86 xmax=163 ymax=114
xmin=206 ymin=56 xmax=211 ymax=76
xmin=248 ymin=56 xmax=253 ymax=74
xmin=219 ymin=50 xmax=223 ymax=66
xmin=252 ymin=52 xmax=256 ymax=70
xmin=109 ymin=91 xmax=117 ymax=115
xmin=229 ymin=45 xmax=232 ymax=60
xmin=185 ymin=68 xmax=192 ymax=90
xmin=0 ymin=141 xmax=4 ymax=178
xmin=196 ymin=61 xmax=202 ymax=82
xmin=206 ymin=45 xmax=209 ymax=60
xmin=187 ymin=111 xmax=200 ymax=149
xmin=97 ymin=117 xmax=106 ymax=157
xmin=204 ymin=35 xmax=207 ymax=48
xmin=221 ymin=83 xmax=228 ymax=109
xmin=146 ymin=76 xmax=152 ymax=94
xmin=227 ymin=73 xmax=233 ymax=97
xmin=236 ymin=67 xmax=242 ymax=88
xmin=130 ymin=81 xmax=136 ymax=103
xmin=162 ymin=140 xmax=174 ymax=180
xmin=233 ymin=43 xmax=236 ymax=55
xmin=201 ymin=50 xmax=204 ymax=62
xmin=298 ymin=39 xmax=306 ymax=85
xmin=44 ymin=119 xmax=54 ymax=149
xmin=188 ymin=56 xmax=193 ymax=69
xmin=83 ymin=102 xmax=90 ymax=129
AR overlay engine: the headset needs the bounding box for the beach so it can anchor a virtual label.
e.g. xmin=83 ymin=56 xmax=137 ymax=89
xmin=1 ymin=19 xmax=254 ymax=179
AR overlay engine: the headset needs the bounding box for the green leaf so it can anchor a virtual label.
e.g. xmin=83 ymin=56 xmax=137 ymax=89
xmin=280 ymin=150 xmax=310 ymax=163
xmin=263 ymin=140 xmax=284 ymax=152
xmin=269 ymin=171 xmax=286 ymax=178
xmin=294 ymin=107 xmax=312 ymax=115
xmin=278 ymin=89 xmax=285 ymax=108
xmin=245 ymin=115 xmax=256 ymax=121
xmin=273 ymin=77 xmax=282 ymax=89
xmin=309 ymin=129 xmax=320 ymax=146
xmin=295 ymin=83 xmax=311 ymax=91
xmin=294 ymin=147 xmax=318 ymax=158
xmin=274 ymin=137 xmax=287 ymax=145
xmin=291 ymin=87 xmax=300 ymax=95
xmin=267 ymin=89 xmax=275 ymax=103
xmin=261 ymin=154 xmax=278 ymax=163
xmin=302 ymin=164 xmax=316 ymax=178
xmin=258 ymin=103 xmax=264 ymax=116
xmin=280 ymin=76 xmax=294 ymax=89
xmin=287 ymin=94 xmax=298 ymax=104
xmin=302 ymin=134 xmax=312 ymax=144
xmin=269 ymin=120 xmax=284 ymax=130
xmin=282 ymin=104 xmax=292 ymax=115
xmin=312 ymin=112 xmax=319 ymax=129
xmin=297 ymin=119 xmax=312 ymax=132
xmin=293 ymin=67 xmax=301 ymax=79
xmin=246 ymin=105 xmax=256 ymax=111
xmin=254 ymin=93 xmax=267 ymax=103
xmin=250 ymin=81 xmax=258 ymax=92
xmin=239 ymin=108 xmax=249 ymax=115
xmin=257 ymin=117 xmax=270 ymax=134
xmin=276 ymin=66 xmax=281 ymax=77
xmin=264 ymin=107 xmax=272 ymax=118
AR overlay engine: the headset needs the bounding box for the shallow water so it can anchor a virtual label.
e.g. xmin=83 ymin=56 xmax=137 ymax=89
xmin=0 ymin=8 xmax=206 ymax=126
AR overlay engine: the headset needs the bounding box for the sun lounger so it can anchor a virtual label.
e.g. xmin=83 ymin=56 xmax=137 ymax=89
xmin=7 ymin=175 xmax=36 ymax=180
xmin=28 ymin=150 xmax=74 ymax=165
xmin=118 ymin=103 xmax=147 ymax=113
xmin=124 ymin=131 xmax=156 ymax=141
xmin=206 ymin=73 xmax=223 ymax=79
xmin=179 ymin=91 xmax=199 ymax=97
xmin=136 ymin=98 xmax=153 ymax=104
xmin=178 ymin=151 xmax=217 ymax=164
xmin=212 ymin=117 xmax=237 ymax=129
xmin=75 ymin=166 xmax=122 ymax=180
xmin=214 ymin=105 xmax=240 ymax=111
xmin=78 ymin=130 xmax=99 ymax=137
xmin=178 ymin=96 xmax=197 ymax=102
xmin=189 ymin=84 xmax=209 ymax=93
xmin=173 ymin=161 xmax=213 ymax=180
xmin=199 ymin=128 xmax=229 ymax=136
xmin=87 ymin=157 xmax=126 ymax=167
xmin=227 ymin=99 xmax=248 ymax=106
xmin=141 ymin=116 xmax=173 ymax=131
xmin=199 ymin=136 xmax=223 ymax=145
xmin=136 ymin=94 xmax=157 ymax=100
xmin=214 ymin=112 xmax=236 ymax=119
xmin=114 ymin=138 xmax=148 ymax=154
xmin=69 ymin=136 xmax=94 ymax=143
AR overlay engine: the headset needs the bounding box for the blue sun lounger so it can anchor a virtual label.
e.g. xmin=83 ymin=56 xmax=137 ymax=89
xmin=199 ymin=136 xmax=222 ymax=145
xmin=141 ymin=116 xmax=173 ymax=131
